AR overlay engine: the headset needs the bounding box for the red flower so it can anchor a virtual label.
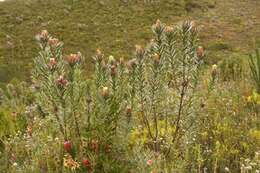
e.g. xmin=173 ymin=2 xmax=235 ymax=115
xmin=82 ymin=158 xmax=91 ymax=169
xmin=63 ymin=140 xmax=72 ymax=152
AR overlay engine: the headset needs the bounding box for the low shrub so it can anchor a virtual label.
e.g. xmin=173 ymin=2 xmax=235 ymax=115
xmin=0 ymin=20 xmax=259 ymax=173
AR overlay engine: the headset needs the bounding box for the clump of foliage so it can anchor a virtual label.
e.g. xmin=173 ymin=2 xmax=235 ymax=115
xmin=0 ymin=20 xmax=259 ymax=173
xmin=219 ymin=56 xmax=244 ymax=81
xmin=249 ymin=49 xmax=260 ymax=93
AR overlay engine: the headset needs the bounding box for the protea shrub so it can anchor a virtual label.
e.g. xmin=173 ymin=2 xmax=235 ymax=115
xmin=0 ymin=20 xmax=205 ymax=172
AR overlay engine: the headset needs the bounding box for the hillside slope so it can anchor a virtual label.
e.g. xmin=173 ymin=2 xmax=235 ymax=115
xmin=0 ymin=0 xmax=259 ymax=82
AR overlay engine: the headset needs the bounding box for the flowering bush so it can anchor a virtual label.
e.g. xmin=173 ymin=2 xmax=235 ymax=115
xmin=0 ymin=20 xmax=259 ymax=173
xmin=249 ymin=49 xmax=260 ymax=93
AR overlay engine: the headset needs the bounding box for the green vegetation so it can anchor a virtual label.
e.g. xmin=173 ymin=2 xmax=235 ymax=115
xmin=249 ymin=49 xmax=260 ymax=93
xmin=0 ymin=0 xmax=259 ymax=83
xmin=0 ymin=0 xmax=259 ymax=172
xmin=0 ymin=18 xmax=259 ymax=173
xmin=0 ymin=0 xmax=199 ymax=82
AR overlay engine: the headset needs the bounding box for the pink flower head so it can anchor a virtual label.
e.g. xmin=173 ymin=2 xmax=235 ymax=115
xmin=66 ymin=52 xmax=81 ymax=66
xmin=56 ymin=75 xmax=68 ymax=88
xmin=48 ymin=38 xmax=60 ymax=47
xmin=164 ymin=26 xmax=174 ymax=35
xmin=147 ymin=159 xmax=153 ymax=166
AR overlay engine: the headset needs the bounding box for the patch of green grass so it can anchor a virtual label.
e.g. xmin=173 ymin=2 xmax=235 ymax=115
xmin=232 ymin=18 xmax=242 ymax=25
xmin=255 ymin=38 xmax=260 ymax=48
xmin=207 ymin=40 xmax=233 ymax=51
xmin=0 ymin=0 xmax=258 ymax=83
xmin=0 ymin=0 xmax=216 ymax=83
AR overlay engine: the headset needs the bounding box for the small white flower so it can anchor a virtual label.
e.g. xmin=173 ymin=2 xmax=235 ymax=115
xmin=13 ymin=162 xmax=18 ymax=166
xmin=224 ymin=167 xmax=229 ymax=172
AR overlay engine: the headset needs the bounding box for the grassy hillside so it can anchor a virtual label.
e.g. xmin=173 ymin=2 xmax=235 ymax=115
xmin=0 ymin=1 xmax=260 ymax=172
xmin=0 ymin=0 xmax=259 ymax=83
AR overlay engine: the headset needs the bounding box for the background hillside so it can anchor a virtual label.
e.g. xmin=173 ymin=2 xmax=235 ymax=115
xmin=0 ymin=1 xmax=260 ymax=172
xmin=0 ymin=0 xmax=259 ymax=83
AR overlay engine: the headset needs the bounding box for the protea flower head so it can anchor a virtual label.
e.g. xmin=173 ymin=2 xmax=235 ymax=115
xmin=197 ymin=46 xmax=205 ymax=59
xmin=40 ymin=30 xmax=48 ymax=40
xmin=66 ymin=52 xmax=81 ymax=66
xmin=108 ymin=55 xmax=116 ymax=65
xmin=82 ymin=158 xmax=91 ymax=170
xmin=154 ymin=19 xmax=161 ymax=29
xmin=63 ymin=140 xmax=72 ymax=152
xmin=147 ymin=159 xmax=153 ymax=166
xmin=96 ymin=48 xmax=102 ymax=56
xmin=48 ymin=38 xmax=60 ymax=47
xmin=48 ymin=58 xmax=57 ymax=70
xmin=211 ymin=64 xmax=218 ymax=78
xmin=153 ymin=53 xmax=160 ymax=64
xmin=95 ymin=48 xmax=103 ymax=62
xmin=164 ymin=26 xmax=174 ymax=35
xmin=56 ymin=75 xmax=68 ymax=88
xmin=101 ymin=86 xmax=109 ymax=98
xmin=152 ymin=19 xmax=163 ymax=33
